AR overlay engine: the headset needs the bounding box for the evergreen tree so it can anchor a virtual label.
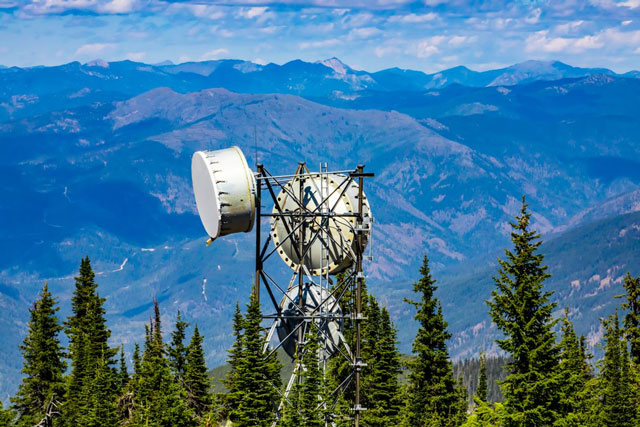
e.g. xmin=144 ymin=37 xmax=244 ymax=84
xmin=11 ymin=283 xmax=66 ymax=427
xmin=487 ymin=198 xmax=562 ymax=427
xmin=281 ymin=323 xmax=326 ymax=427
xmin=402 ymin=255 xmax=466 ymax=427
xmin=132 ymin=343 xmax=141 ymax=376
xmin=184 ymin=324 xmax=212 ymax=419
xmin=621 ymin=273 xmax=640 ymax=364
xmin=64 ymin=256 xmax=118 ymax=427
xmin=199 ymin=393 xmax=224 ymax=427
xmin=0 ymin=400 xmax=15 ymax=426
xmin=118 ymin=346 xmax=130 ymax=392
xmin=598 ymin=311 xmax=635 ymax=427
xmin=223 ymin=303 xmax=244 ymax=416
xmin=86 ymin=355 xmax=118 ymax=427
xmin=280 ymin=360 xmax=304 ymax=427
xmin=363 ymin=305 xmax=403 ymax=427
xmin=299 ymin=323 xmax=325 ymax=427
xmin=232 ymin=289 xmax=281 ymax=427
xmin=476 ymin=355 xmax=488 ymax=403
xmin=133 ymin=299 xmax=194 ymax=427
xmin=326 ymin=274 xmax=370 ymax=427
xmin=461 ymin=398 xmax=506 ymax=427
xmin=168 ymin=310 xmax=189 ymax=380
xmin=556 ymin=309 xmax=592 ymax=426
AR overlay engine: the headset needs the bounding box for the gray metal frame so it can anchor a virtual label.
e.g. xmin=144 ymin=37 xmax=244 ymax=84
xmin=254 ymin=162 xmax=373 ymax=427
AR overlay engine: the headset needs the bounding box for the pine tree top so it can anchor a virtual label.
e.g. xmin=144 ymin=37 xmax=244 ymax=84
xmin=12 ymin=282 xmax=66 ymax=425
xmin=621 ymin=273 xmax=640 ymax=364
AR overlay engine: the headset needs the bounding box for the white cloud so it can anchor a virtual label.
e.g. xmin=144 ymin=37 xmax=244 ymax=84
xmin=524 ymin=8 xmax=541 ymax=24
xmin=298 ymin=38 xmax=340 ymax=49
xmin=388 ymin=12 xmax=437 ymax=23
xmin=448 ymin=35 xmax=476 ymax=47
xmin=238 ymin=7 xmax=268 ymax=19
xmin=253 ymin=58 xmax=267 ymax=65
xmin=98 ymin=0 xmax=137 ymax=14
xmin=622 ymin=20 xmax=632 ymax=25
xmin=600 ymin=28 xmax=640 ymax=45
xmin=24 ymin=0 xmax=94 ymax=15
xmin=619 ymin=0 xmax=640 ymax=8
xmin=75 ymin=43 xmax=116 ymax=56
xmin=259 ymin=26 xmax=283 ymax=34
xmin=199 ymin=48 xmax=228 ymax=61
xmin=554 ymin=20 xmax=584 ymax=35
xmin=573 ymin=35 xmax=603 ymax=50
xmin=168 ymin=4 xmax=225 ymax=20
xmin=342 ymin=12 xmax=373 ymax=28
xmin=349 ymin=26 xmax=381 ymax=39
xmin=373 ymin=45 xmax=399 ymax=57
xmin=492 ymin=17 xmax=513 ymax=30
xmin=525 ymin=30 xmax=604 ymax=53
xmin=411 ymin=38 xmax=445 ymax=58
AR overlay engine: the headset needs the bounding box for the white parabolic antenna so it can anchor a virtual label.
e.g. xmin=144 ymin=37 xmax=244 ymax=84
xmin=191 ymin=147 xmax=256 ymax=240
xmin=276 ymin=283 xmax=343 ymax=361
xmin=271 ymin=173 xmax=371 ymax=276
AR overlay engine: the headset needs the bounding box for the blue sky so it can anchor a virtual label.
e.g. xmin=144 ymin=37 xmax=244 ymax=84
xmin=1 ymin=0 xmax=639 ymax=72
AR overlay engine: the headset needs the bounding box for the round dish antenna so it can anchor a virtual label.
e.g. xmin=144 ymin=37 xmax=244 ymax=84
xmin=270 ymin=173 xmax=371 ymax=276
xmin=276 ymin=283 xmax=343 ymax=361
xmin=191 ymin=147 xmax=256 ymax=240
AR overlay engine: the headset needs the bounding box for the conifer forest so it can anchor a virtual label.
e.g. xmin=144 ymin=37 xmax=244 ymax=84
xmin=2 ymin=200 xmax=639 ymax=427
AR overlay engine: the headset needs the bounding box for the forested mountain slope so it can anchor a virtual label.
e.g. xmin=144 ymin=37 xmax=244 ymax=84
xmin=1 ymin=59 xmax=639 ymax=400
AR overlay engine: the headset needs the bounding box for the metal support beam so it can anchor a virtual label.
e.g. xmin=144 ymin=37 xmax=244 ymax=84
xmin=255 ymin=163 xmax=373 ymax=427
xmin=354 ymin=164 xmax=364 ymax=427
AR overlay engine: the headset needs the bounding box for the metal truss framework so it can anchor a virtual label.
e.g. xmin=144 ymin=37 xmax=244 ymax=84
xmin=254 ymin=162 xmax=373 ymax=427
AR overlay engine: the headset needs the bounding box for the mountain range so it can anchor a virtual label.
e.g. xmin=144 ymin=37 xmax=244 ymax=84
xmin=1 ymin=57 xmax=639 ymax=401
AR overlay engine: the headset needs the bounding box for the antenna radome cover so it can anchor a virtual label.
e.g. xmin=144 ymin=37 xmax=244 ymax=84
xmin=191 ymin=147 xmax=256 ymax=240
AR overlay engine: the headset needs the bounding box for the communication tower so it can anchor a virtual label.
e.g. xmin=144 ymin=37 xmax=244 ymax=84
xmin=192 ymin=147 xmax=373 ymax=426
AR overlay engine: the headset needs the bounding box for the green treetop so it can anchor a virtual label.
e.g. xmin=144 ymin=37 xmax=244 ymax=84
xmin=326 ymin=274 xmax=369 ymax=427
xmin=231 ymin=289 xmax=281 ymax=427
xmin=476 ymin=355 xmax=488 ymax=403
xmin=85 ymin=355 xmax=118 ymax=427
xmin=223 ymin=302 xmax=244 ymax=417
xmin=168 ymin=310 xmax=189 ymax=381
xmin=64 ymin=256 xmax=118 ymax=427
xmin=299 ymin=323 xmax=326 ymax=427
xmin=402 ymin=254 xmax=466 ymax=427
xmin=117 ymin=346 xmax=130 ymax=393
xmin=11 ymin=283 xmax=66 ymax=427
xmin=184 ymin=324 xmax=212 ymax=419
xmin=621 ymin=273 xmax=640 ymax=364
xmin=280 ymin=357 xmax=304 ymax=427
xmin=363 ymin=304 xmax=403 ymax=427
xmin=598 ymin=311 xmax=635 ymax=427
xmin=0 ymin=400 xmax=15 ymax=426
xmin=487 ymin=198 xmax=562 ymax=427
xmin=555 ymin=308 xmax=593 ymax=426
xmin=133 ymin=299 xmax=194 ymax=427
xmin=132 ymin=343 xmax=141 ymax=376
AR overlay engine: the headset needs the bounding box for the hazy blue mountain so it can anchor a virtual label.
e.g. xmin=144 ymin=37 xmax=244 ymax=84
xmin=372 ymin=60 xmax=620 ymax=90
xmin=1 ymin=58 xmax=636 ymax=123
xmin=1 ymin=59 xmax=640 ymax=401
xmin=433 ymin=210 xmax=640 ymax=361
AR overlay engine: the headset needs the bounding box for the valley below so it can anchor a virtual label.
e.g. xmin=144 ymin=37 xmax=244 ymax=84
xmin=1 ymin=57 xmax=639 ymax=401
